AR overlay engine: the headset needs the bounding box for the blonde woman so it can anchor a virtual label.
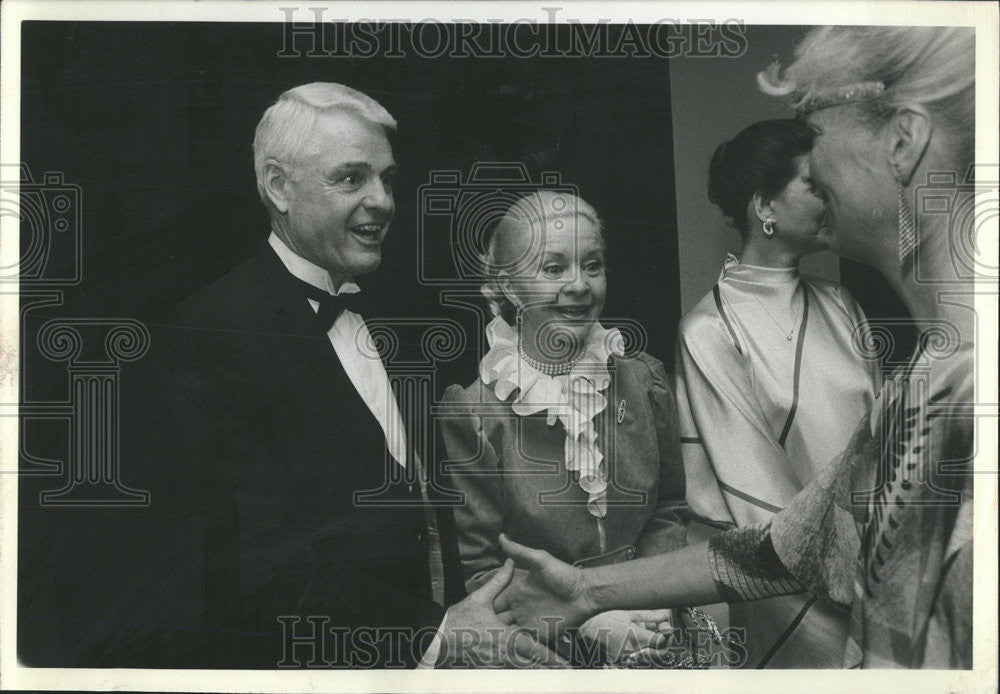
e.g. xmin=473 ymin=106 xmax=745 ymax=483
xmin=441 ymin=191 xmax=690 ymax=665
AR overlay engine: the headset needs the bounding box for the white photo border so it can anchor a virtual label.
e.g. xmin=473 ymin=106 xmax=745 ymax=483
xmin=1 ymin=1 xmax=996 ymax=692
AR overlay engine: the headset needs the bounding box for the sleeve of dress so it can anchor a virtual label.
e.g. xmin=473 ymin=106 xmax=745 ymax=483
xmin=766 ymin=423 xmax=870 ymax=608
xmin=922 ymin=494 xmax=973 ymax=668
xmin=439 ymin=385 xmax=506 ymax=594
xmin=675 ymin=312 xmax=795 ymax=525
xmin=707 ymin=523 xmax=804 ymax=602
xmin=920 ymin=357 xmax=974 ymax=668
xmin=636 ymin=356 xmax=689 ymax=557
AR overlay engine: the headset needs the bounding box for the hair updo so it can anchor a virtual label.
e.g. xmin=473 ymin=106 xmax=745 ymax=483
xmin=480 ymin=190 xmax=604 ymax=326
xmin=760 ymin=26 xmax=974 ymax=169
xmin=707 ymin=118 xmax=816 ymax=236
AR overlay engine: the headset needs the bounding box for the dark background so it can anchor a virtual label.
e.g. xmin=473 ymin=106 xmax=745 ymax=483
xmin=17 ymin=21 xmax=682 ymax=376
xmin=15 ymin=20 xmax=912 ymax=667
xmin=16 ymin=21 xmax=682 ymax=664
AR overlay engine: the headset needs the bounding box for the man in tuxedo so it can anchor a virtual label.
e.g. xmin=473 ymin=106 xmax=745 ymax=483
xmin=106 ymin=83 xmax=559 ymax=668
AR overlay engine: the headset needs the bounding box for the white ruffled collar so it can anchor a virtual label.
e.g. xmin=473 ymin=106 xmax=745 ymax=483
xmin=479 ymin=315 xmax=625 ymax=519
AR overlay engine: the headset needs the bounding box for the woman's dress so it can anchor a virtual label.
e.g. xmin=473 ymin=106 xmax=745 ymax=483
xmin=707 ymin=342 xmax=974 ymax=668
xmin=441 ymin=317 xmax=688 ymax=592
xmin=676 ymin=255 xmax=880 ymax=667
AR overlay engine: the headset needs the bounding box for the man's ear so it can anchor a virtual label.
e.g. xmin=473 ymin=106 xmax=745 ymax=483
xmin=261 ymin=159 xmax=293 ymax=214
xmin=752 ymin=192 xmax=774 ymax=224
xmin=888 ymin=105 xmax=932 ymax=186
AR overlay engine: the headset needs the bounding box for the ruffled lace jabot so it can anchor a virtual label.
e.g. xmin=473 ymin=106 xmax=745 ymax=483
xmin=479 ymin=316 xmax=625 ymax=519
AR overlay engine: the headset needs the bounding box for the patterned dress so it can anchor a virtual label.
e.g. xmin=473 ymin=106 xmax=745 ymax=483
xmin=709 ymin=343 xmax=974 ymax=668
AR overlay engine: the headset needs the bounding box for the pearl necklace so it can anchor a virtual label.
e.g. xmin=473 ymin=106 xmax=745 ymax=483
xmin=517 ymin=344 xmax=585 ymax=376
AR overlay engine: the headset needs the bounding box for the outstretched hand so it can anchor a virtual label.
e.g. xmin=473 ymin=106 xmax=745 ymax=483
xmin=492 ymin=534 xmax=597 ymax=643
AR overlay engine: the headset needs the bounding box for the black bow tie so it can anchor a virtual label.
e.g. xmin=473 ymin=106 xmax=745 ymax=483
xmin=288 ymin=276 xmax=364 ymax=331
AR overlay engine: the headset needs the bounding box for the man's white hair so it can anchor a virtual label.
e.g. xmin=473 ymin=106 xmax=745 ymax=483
xmin=252 ymin=82 xmax=397 ymax=204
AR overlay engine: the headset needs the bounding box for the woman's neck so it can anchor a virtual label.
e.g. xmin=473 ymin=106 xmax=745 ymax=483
xmin=871 ymin=215 xmax=975 ymax=347
xmin=740 ymin=237 xmax=802 ymax=269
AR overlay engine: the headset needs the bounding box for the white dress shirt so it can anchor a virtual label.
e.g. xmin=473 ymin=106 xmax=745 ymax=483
xmin=268 ymin=232 xmax=445 ymax=667
xmin=269 ymin=232 xmax=408 ymax=468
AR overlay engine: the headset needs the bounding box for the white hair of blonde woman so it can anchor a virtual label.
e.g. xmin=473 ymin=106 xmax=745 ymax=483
xmin=252 ymin=82 xmax=397 ymax=206
xmin=760 ymin=26 xmax=974 ymax=163
xmin=481 ymin=190 xmax=604 ymax=325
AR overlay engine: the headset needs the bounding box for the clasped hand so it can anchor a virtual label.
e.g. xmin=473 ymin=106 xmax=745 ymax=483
xmin=435 ymin=558 xmax=567 ymax=668
xmin=492 ymin=534 xmax=674 ymax=663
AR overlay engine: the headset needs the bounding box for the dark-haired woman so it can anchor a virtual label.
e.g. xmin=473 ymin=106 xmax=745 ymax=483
xmin=674 ymin=119 xmax=879 ymax=667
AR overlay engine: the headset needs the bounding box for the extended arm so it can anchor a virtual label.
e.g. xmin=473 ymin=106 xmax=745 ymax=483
xmin=494 ymin=525 xmax=804 ymax=642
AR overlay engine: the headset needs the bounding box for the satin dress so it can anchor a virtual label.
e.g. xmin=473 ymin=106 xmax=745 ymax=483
xmin=676 ymin=255 xmax=879 ymax=668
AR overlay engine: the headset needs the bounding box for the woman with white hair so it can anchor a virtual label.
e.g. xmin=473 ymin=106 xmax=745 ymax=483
xmin=494 ymin=26 xmax=977 ymax=669
xmin=440 ymin=191 xmax=695 ymax=666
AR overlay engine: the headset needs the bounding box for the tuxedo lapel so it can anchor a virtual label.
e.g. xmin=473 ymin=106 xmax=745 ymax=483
xmin=254 ymin=244 xmax=387 ymax=449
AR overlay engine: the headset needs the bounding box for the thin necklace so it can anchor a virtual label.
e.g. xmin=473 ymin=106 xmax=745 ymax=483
xmin=751 ymin=293 xmax=801 ymax=341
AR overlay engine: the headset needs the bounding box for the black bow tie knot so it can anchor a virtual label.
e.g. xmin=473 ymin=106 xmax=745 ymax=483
xmin=289 ymin=276 xmax=364 ymax=331
xmin=314 ymin=292 xmax=363 ymax=331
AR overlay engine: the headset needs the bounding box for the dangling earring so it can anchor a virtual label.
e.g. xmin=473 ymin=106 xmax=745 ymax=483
xmin=898 ymin=185 xmax=916 ymax=264
xmin=499 ymin=276 xmax=520 ymax=328
xmin=763 ymin=218 xmax=776 ymax=237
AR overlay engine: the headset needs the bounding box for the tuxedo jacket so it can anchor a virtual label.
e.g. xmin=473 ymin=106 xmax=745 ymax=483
xmin=37 ymin=242 xmax=461 ymax=669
